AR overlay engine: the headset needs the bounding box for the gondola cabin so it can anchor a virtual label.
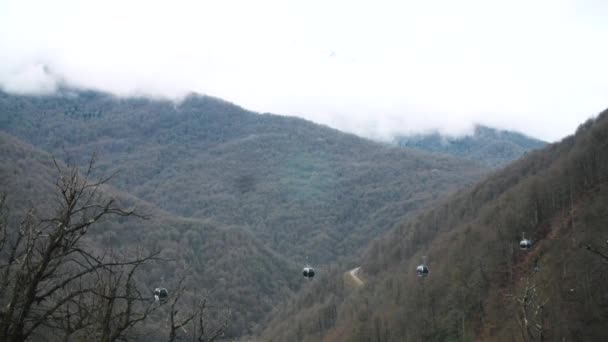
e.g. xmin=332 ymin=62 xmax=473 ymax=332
xmin=416 ymin=264 xmax=429 ymax=277
xmin=519 ymin=239 xmax=533 ymax=250
xmin=302 ymin=267 xmax=315 ymax=279
xmin=519 ymin=232 xmax=533 ymax=250
xmin=154 ymin=287 xmax=168 ymax=301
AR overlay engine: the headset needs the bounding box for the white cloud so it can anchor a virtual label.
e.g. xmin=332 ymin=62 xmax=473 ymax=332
xmin=1 ymin=0 xmax=607 ymax=141
xmin=0 ymin=63 xmax=58 ymax=94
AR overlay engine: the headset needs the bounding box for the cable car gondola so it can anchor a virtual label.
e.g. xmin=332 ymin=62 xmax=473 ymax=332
xmin=416 ymin=264 xmax=429 ymax=277
xmin=520 ymin=232 xmax=532 ymax=250
xmin=416 ymin=256 xmax=429 ymax=277
xmin=302 ymin=266 xmax=315 ymax=279
xmin=154 ymin=287 xmax=168 ymax=302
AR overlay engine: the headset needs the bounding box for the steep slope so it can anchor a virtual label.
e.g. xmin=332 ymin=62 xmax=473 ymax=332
xmin=0 ymin=89 xmax=486 ymax=265
xmin=0 ymin=132 xmax=299 ymax=337
xmin=260 ymin=109 xmax=608 ymax=341
xmin=395 ymin=124 xmax=546 ymax=167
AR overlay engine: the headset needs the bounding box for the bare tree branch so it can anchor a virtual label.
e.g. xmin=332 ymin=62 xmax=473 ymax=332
xmin=0 ymin=156 xmax=164 ymax=342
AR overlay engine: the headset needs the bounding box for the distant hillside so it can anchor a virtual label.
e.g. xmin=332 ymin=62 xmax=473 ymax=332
xmin=0 ymin=89 xmax=488 ymax=337
xmin=260 ymin=110 xmax=608 ymax=341
xmin=0 ymin=89 xmax=485 ymax=266
xmin=0 ymin=132 xmax=299 ymax=338
xmin=395 ymin=125 xmax=546 ymax=167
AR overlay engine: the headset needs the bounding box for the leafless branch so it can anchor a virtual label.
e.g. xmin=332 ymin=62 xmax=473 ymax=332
xmin=0 ymin=156 xmax=163 ymax=342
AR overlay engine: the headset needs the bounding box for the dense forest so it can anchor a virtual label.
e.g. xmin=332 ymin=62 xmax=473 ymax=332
xmin=395 ymin=124 xmax=546 ymax=168
xmin=0 ymin=89 xmax=520 ymax=338
xmin=1 ymin=0 xmax=605 ymax=339
xmin=260 ymin=109 xmax=608 ymax=341
xmin=0 ymin=132 xmax=295 ymax=339
xmin=2 ymin=88 xmax=583 ymax=340
xmin=0 ymin=89 xmax=488 ymax=266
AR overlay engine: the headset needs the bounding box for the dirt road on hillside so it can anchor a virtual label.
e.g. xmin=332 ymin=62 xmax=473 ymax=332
xmin=348 ymin=267 xmax=364 ymax=286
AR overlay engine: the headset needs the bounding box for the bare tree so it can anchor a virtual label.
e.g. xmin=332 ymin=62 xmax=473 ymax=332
xmin=0 ymin=156 xmax=161 ymax=341
xmin=165 ymin=277 xmax=230 ymax=342
xmin=506 ymin=276 xmax=549 ymax=342
xmin=193 ymin=295 xmax=230 ymax=342
xmin=581 ymin=241 xmax=608 ymax=262
xmin=167 ymin=277 xmax=195 ymax=342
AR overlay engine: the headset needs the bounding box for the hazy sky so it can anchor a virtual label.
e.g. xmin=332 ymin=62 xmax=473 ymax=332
xmin=1 ymin=0 xmax=607 ymax=141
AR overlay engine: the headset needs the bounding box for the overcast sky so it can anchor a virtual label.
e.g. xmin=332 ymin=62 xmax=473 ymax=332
xmin=1 ymin=0 xmax=607 ymax=141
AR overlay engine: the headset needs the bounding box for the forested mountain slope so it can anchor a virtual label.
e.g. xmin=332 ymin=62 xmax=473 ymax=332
xmin=260 ymin=110 xmax=608 ymax=341
xmin=0 ymin=89 xmax=485 ymax=265
xmin=396 ymin=124 xmax=546 ymax=167
xmin=0 ymin=132 xmax=299 ymax=337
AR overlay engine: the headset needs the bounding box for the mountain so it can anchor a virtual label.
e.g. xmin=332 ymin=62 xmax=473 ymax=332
xmin=0 ymin=89 xmax=486 ymax=265
xmin=0 ymin=89 xmax=487 ymax=337
xmin=260 ymin=109 xmax=608 ymax=341
xmin=0 ymin=132 xmax=299 ymax=337
xmin=395 ymin=124 xmax=546 ymax=167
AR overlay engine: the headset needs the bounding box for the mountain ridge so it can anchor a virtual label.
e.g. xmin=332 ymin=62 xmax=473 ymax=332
xmin=260 ymin=109 xmax=608 ymax=341
xmin=1 ymin=88 xmax=489 ymax=337
xmin=0 ymin=130 xmax=301 ymax=337
xmin=0 ymin=88 xmax=487 ymax=265
xmin=395 ymin=124 xmax=546 ymax=167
